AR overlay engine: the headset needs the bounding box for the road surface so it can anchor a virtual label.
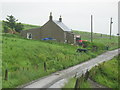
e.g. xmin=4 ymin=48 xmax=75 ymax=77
xmin=20 ymin=49 xmax=119 ymax=89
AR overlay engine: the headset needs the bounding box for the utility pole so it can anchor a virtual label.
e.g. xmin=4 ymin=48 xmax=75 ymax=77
xmin=91 ymin=15 xmax=93 ymax=42
xmin=110 ymin=17 xmax=113 ymax=39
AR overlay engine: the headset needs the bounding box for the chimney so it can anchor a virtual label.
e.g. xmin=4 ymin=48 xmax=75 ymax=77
xmin=49 ymin=12 xmax=52 ymax=21
xmin=59 ymin=15 xmax=62 ymax=22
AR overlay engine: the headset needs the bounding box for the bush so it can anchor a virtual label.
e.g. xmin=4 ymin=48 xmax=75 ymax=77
xmin=82 ymin=41 xmax=105 ymax=51
xmin=82 ymin=41 xmax=91 ymax=47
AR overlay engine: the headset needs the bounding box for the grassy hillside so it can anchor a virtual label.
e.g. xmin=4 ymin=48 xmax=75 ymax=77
xmin=22 ymin=23 xmax=40 ymax=30
xmin=2 ymin=24 xmax=119 ymax=88
xmin=89 ymin=56 xmax=119 ymax=88
xmin=2 ymin=34 xmax=108 ymax=88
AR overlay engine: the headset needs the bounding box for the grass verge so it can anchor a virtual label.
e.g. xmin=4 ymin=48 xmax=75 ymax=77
xmin=89 ymin=56 xmax=119 ymax=88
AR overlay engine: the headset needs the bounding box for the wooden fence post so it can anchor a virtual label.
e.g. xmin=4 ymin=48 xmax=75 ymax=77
xmin=23 ymin=67 xmax=24 ymax=71
xmin=74 ymin=74 xmax=84 ymax=89
xmin=27 ymin=67 xmax=29 ymax=71
xmin=84 ymin=69 xmax=89 ymax=81
xmin=44 ymin=62 xmax=47 ymax=72
xmin=5 ymin=69 xmax=8 ymax=80
xmin=74 ymin=78 xmax=80 ymax=89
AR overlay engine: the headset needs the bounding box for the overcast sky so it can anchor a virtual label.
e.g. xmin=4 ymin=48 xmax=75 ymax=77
xmin=0 ymin=0 xmax=119 ymax=35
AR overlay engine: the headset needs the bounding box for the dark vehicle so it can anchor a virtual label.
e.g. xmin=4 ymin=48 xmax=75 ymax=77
xmin=76 ymin=48 xmax=88 ymax=53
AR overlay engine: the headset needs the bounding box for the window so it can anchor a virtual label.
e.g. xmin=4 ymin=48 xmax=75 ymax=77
xmin=27 ymin=33 xmax=32 ymax=39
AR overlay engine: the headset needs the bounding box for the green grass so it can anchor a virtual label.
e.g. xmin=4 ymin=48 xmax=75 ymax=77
xmin=2 ymin=33 xmax=107 ymax=88
xmin=63 ymin=78 xmax=76 ymax=88
xmin=2 ymin=33 xmax=118 ymax=88
xmin=63 ymin=78 xmax=91 ymax=89
xmin=2 ymin=26 xmax=119 ymax=88
xmin=22 ymin=23 xmax=40 ymax=30
xmin=89 ymin=56 xmax=119 ymax=88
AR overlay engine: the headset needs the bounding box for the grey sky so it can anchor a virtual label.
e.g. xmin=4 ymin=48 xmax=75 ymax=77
xmin=1 ymin=0 xmax=118 ymax=35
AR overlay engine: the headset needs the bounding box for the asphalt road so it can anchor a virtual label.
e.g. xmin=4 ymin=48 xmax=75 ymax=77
xmin=20 ymin=49 xmax=119 ymax=89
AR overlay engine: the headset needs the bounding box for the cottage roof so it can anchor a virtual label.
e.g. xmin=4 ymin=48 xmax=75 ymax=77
xmin=53 ymin=20 xmax=71 ymax=32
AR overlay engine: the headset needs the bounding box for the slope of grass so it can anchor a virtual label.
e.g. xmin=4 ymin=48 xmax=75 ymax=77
xmin=89 ymin=56 xmax=119 ymax=88
xmin=2 ymin=28 xmax=118 ymax=88
xmin=22 ymin=23 xmax=40 ymax=30
xmin=2 ymin=33 xmax=107 ymax=88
